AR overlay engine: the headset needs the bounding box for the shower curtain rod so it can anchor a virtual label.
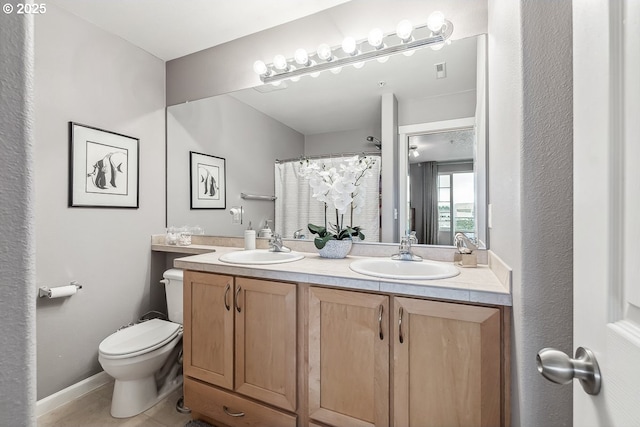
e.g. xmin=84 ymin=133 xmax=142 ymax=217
xmin=275 ymin=151 xmax=381 ymax=164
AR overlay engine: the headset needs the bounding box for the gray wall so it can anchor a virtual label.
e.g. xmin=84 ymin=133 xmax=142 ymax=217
xmin=488 ymin=0 xmax=573 ymax=426
xmin=399 ymin=90 xmax=477 ymax=125
xmin=34 ymin=5 xmax=166 ymax=399
xmin=167 ymin=95 xmax=304 ymax=234
xmin=0 ymin=10 xmax=37 ymax=425
xmin=304 ymin=127 xmax=381 ymax=156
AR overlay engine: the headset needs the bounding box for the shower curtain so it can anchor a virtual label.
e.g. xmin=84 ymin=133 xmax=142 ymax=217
xmin=275 ymin=155 xmax=381 ymax=242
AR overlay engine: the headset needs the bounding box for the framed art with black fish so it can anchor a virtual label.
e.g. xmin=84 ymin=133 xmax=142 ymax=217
xmin=69 ymin=122 xmax=139 ymax=208
xmin=189 ymin=151 xmax=226 ymax=209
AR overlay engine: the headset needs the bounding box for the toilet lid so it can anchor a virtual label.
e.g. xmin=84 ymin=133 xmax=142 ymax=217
xmin=99 ymin=319 xmax=181 ymax=357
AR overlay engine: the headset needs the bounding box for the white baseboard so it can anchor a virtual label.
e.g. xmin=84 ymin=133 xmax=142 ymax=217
xmin=36 ymin=371 xmax=112 ymax=417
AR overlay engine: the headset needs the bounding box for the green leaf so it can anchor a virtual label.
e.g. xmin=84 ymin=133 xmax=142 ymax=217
xmin=308 ymin=223 xmax=327 ymax=237
xmin=314 ymin=234 xmax=335 ymax=249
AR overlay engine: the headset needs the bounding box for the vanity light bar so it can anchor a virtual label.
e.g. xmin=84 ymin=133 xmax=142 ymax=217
xmin=256 ymin=13 xmax=454 ymax=85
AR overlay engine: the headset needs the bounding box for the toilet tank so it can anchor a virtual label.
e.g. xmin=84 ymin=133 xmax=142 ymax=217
xmin=161 ymin=269 xmax=183 ymax=324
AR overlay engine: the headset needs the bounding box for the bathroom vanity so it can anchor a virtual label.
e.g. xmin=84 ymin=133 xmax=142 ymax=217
xmin=157 ymin=240 xmax=511 ymax=427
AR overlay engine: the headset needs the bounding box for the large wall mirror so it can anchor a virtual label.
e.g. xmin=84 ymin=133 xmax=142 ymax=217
xmin=167 ymin=34 xmax=487 ymax=247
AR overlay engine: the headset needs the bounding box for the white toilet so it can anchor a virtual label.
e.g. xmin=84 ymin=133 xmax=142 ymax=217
xmin=98 ymin=268 xmax=184 ymax=418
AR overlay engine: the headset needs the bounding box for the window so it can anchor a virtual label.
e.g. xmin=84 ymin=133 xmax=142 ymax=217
xmin=437 ymin=168 xmax=475 ymax=245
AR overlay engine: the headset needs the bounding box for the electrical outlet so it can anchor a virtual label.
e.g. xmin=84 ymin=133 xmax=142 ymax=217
xmin=435 ymin=62 xmax=446 ymax=79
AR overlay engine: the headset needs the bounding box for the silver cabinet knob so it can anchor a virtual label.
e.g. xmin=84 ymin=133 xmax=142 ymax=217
xmin=536 ymin=346 xmax=601 ymax=395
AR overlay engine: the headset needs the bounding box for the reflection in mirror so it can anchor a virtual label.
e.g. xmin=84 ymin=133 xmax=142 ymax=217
xmin=408 ymin=128 xmax=475 ymax=246
xmin=274 ymin=153 xmax=382 ymax=243
xmin=166 ymin=35 xmax=487 ymax=247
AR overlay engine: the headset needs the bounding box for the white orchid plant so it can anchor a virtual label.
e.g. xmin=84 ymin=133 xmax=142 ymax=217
xmin=299 ymin=155 xmax=377 ymax=249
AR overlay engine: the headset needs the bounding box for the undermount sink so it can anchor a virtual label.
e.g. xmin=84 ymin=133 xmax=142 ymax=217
xmin=349 ymin=258 xmax=460 ymax=280
xmin=218 ymin=249 xmax=304 ymax=265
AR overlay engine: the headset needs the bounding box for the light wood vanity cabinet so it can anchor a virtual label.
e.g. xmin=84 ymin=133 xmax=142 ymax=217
xmin=183 ymin=271 xmax=297 ymax=426
xmin=182 ymin=270 xmax=509 ymax=427
xmin=308 ymin=287 xmax=390 ymax=427
xmin=309 ymin=289 xmax=505 ymax=427
xmin=392 ymin=297 xmax=502 ymax=427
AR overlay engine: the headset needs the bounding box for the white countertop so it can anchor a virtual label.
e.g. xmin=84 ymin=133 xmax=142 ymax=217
xmin=172 ymin=245 xmax=512 ymax=306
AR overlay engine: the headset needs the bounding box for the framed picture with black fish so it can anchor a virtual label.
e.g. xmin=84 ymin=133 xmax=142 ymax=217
xmin=69 ymin=122 xmax=139 ymax=208
xmin=189 ymin=151 xmax=226 ymax=209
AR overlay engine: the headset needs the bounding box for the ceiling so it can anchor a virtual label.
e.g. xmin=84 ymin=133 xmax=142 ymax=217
xmin=409 ymin=129 xmax=475 ymax=164
xmin=47 ymin=0 xmax=352 ymax=61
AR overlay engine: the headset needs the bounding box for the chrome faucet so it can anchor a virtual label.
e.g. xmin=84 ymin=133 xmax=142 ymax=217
xmin=454 ymin=232 xmax=478 ymax=254
xmin=268 ymin=234 xmax=291 ymax=252
xmin=293 ymin=229 xmax=306 ymax=239
xmin=392 ymin=233 xmax=422 ymax=261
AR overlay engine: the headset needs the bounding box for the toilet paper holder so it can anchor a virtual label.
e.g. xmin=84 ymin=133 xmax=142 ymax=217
xmin=39 ymin=281 xmax=82 ymax=298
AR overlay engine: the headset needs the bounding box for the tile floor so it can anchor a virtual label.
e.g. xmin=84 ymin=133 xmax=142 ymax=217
xmin=37 ymin=381 xmax=193 ymax=427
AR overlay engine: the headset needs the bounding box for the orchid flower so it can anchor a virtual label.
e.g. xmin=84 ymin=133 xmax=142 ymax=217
xmin=299 ymin=155 xmax=377 ymax=249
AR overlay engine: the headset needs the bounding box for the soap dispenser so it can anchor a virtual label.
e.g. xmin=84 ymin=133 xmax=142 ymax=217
xmin=258 ymin=219 xmax=273 ymax=239
xmin=244 ymin=222 xmax=256 ymax=250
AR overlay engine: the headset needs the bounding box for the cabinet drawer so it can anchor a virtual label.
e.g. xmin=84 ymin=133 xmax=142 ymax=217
xmin=185 ymin=377 xmax=297 ymax=427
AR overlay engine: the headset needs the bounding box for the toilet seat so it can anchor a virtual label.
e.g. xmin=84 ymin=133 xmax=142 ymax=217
xmin=99 ymin=319 xmax=182 ymax=360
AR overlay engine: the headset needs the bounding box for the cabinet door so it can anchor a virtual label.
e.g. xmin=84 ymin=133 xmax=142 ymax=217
xmin=183 ymin=271 xmax=234 ymax=390
xmin=309 ymin=287 xmax=389 ymax=427
xmin=393 ymin=297 xmax=501 ymax=427
xmin=235 ymin=277 xmax=297 ymax=412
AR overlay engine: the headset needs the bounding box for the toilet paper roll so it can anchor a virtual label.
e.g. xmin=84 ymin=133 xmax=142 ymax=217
xmin=48 ymin=285 xmax=78 ymax=298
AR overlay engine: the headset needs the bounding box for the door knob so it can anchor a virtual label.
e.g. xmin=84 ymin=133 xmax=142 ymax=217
xmin=536 ymin=346 xmax=601 ymax=395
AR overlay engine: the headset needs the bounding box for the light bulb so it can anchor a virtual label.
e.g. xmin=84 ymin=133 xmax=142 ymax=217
xmin=330 ymin=67 xmax=342 ymax=74
xmin=354 ymin=61 xmax=365 ymax=69
xmin=368 ymin=28 xmax=384 ymax=49
xmin=294 ymin=48 xmax=309 ymax=66
xmin=342 ymin=37 xmax=357 ymax=55
xmin=396 ymin=19 xmax=413 ymax=42
xmin=403 ymin=49 xmax=416 ymax=56
xmin=317 ymin=43 xmax=333 ymax=61
xmin=427 ymin=11 xmax=445 ymax=33
xmin=430 ymin=43 xmax=444 ymax=51
xmin=273 ymin=54 xmax=288 ymax=71
xmin=412 ymin=150 xmax=420 ymax=158
xmin=377 ymin=56 xmax=389 ymax=63
xmin=253 ymin=60 xmax=268 ymax=76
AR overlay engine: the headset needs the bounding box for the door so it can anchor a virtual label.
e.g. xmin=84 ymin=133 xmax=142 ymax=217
xmin=183 ymin=271 xmax=234 ymax=389
xmin=572 ymin=0 xmax=640 ymax=424
xmin=308 ymin=287 xmax=389 ymax=427
xmin=234 ymin=277 xmax=297 ymax=412
xmin=393 ymin=297 xmax=501 ymax=427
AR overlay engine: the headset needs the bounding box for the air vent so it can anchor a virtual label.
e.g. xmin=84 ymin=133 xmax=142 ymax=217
xmin=435 ymin=62 xmax=446 ymax=79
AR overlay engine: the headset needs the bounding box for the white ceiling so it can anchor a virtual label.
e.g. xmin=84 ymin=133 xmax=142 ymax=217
xmin=47 ymin=0 xmax=352 ymax=61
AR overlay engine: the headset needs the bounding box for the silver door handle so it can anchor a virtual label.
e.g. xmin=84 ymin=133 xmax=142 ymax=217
xmin=536 ymin=346 xmax=601 ymax=395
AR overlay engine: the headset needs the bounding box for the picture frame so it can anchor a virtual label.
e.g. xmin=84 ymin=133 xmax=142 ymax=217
xmin=69 ymin=122 xmax=139 ymax=208
xmin=190 ymin=151 xmax=226 ymax=209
